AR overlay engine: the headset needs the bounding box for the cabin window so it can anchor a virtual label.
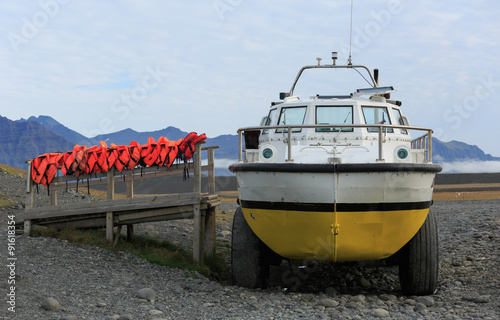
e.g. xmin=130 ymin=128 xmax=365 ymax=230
xmin=392 ymin=108 xmax=408 ymax=134
xmin=276 ymin=106 xmax=307 ymax=133
xmin=261 ymin=108 xmax=277 ymax=135
xmin=362 ymin=106 xmax=393 ymax=133
xmin=315 ymin=106 xmax=353 ymax=132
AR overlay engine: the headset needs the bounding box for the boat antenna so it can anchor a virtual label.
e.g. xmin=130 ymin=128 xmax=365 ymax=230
xmin=348 ymin=0 xmax=354 ymax=65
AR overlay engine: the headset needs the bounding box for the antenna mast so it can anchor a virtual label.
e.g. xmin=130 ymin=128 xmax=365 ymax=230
xmin=348 ymin=0 xmax=353 ymax=65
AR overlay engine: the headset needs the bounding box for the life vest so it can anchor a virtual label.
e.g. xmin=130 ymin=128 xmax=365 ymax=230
xmin=184 ymin=133 xmax=206 ymax=160
xmin=105 ymin=143 xmax=118 ymax=172
xmin=85 ymin=141 xmax=108 ymax=174
xmin=126 ymin=141 xmax=141 ymax=169
xmin=178 ymin=132 xmax=207 ymax=161
xmin=140 ymin=137 xmax=159 ymax=167
xmin=112 ymin=143 xmax=130 ymax=172
xmin=31 ymin=152 xmax=62 ymax=187
xmin=60 ymin=150 xmax=75 ymax=176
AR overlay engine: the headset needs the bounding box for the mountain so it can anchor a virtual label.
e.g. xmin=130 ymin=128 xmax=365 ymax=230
xmin=432 ymin=138 xmax=500 ymax=163
xmin=17 ymin=115 xmax=93 ymax=146
xmin=0 ymin=116 xmax=74 ymax=169
xmin=2 ymin=115 xmax=499 ymax=173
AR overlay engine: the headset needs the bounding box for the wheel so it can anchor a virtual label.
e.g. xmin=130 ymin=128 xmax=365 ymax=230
xmin=398 ymin=209 xmax=439 ymax=295
xmin=231 ymin=207 xmax=280 ymax=288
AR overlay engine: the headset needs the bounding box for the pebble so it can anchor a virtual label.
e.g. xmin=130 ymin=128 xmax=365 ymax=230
xmin=1 ymin=171 xmax=499 ymax=319
xmin=41 ymin=297 xmax=61 ymax=311
xmin=137 ymin=288 xmax=156 ymax=302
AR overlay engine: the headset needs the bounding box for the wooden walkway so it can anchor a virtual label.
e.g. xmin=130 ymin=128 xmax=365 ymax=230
xmin=23 ymin=143 xmax=220 ymax=264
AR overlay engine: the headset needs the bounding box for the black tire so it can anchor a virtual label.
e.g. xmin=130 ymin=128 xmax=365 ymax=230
xmin=231 ymin=207 xmax=280 ymax=288
xmin=398 ymin=209 xmax=439 ymax=295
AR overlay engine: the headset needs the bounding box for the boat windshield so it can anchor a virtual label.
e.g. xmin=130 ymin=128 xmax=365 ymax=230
xmin=276 ymin=106 xmax=307 ymax=133
xmin=391 ymin=108 xmax=408 ymax=134
xmin=316 ymin=106 xmax=353 ymax=132
xmin=362 ymin=106 xmax=394 ymax=133
xmin=262 ymin=108 xmax=278 ymax=135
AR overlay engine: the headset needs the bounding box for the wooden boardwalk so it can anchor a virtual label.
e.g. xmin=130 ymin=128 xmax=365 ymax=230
xmin=23 ymin=143 xmax=220 ymax=264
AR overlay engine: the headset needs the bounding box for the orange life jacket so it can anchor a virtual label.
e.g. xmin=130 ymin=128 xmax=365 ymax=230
xmin=112 ymin=143 xmax=130 ymax=172
xmin=126 ymin=141 xmax=141 ymax=169
xmin=184 ymin=133 xmax=207 ymax=160
xmin=84 ymin=141 xmax=108 ymax=174
xmin=140 ymin=137 xmax=159 ymax=167
xmin=160 ymin=138 xmax=183 ymax=168
xmin=178 ymin=132 xmax=207 ymax=161
xmin=105 ymin=143 xmax=118 ymax=172
xmin=70 ymin=145 xmax=87 ymax=177
xmin=31 ymin=152 xmax=62 ymax=187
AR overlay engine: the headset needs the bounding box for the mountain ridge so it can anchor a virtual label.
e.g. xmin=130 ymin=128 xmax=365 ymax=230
xmin=1 ymin=115 xmax=498 ymax=173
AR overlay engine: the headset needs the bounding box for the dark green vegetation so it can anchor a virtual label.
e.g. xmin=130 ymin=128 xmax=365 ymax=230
xmin=33 ymin=227 xmax=227 ymax=279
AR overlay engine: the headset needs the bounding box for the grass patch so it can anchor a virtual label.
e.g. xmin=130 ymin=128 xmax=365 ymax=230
xmin=33 ymin=227 xmax=227 ymax=278
xmin=0 ymin=163 xmax=27 ymax=177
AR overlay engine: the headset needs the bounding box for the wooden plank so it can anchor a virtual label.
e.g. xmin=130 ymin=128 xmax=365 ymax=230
xmin=192 ymin=204 xmax=203 ymax=264
xmin=50 ymin=189 xmax=57 ymax=206
xmin=204 ymin=207 xmax=216 ymax=258
xmin=25 ymin=161 xmax=34 ymax=210
xmin=107 ymin=168 xmax=115 ymax=200
xmin=126 ymin=180 xmax=133 ymax=198
xmin=114 ymin=225 xmax=122 ymax=245
xmin=24 ymin=220 xmax=32 ymax=236
xmin=106 ymin=212 xmax=113 ymax=243
xmin=127 ymin=224 xmax=134 ymax=241
xmin=117 ymin=205 xmax=195 ymax=223
xmin=117 ymin=211 xmax=194 ymax=225
xmin=25 ymin=193 xmax=199 ymax=217
xmin=208 ymin=147 xmax=215 ymax=195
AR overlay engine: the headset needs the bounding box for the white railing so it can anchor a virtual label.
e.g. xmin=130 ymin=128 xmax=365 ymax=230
xmin=237 ymin=124 xmax=433 ymax=163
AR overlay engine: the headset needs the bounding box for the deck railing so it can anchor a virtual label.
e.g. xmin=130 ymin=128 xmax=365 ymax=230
xmin=237 ymin=124 xmax=433 ymax=163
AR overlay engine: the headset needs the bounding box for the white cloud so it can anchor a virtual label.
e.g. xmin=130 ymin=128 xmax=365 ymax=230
xmin=440 ymin=161 xmax=500 ymax=174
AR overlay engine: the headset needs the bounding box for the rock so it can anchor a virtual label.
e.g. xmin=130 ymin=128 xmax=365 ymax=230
xmin=41 ymin=297 xmax=61 ymax=311
xmin=414 ymin=303 xmax=427 ymax=312
xmin=118 ymin=315 xmax=133 ymax=320
xmin=350 ymin=294 xmax=366 ymax=302
xmin=96 ymin=302 xmax=107 ymax=307
xmin=60 ymin=316 xmax=78 ymax=320
xmin=137 ymin=288 xmax=155 ymax=302
xmin=417 ymin=296 xmax=434 ymax=307
xmin=317 ymin=298 xmax=339 ymax=308
xmin=372 ymin=308 xmax=389 ymax=317
xmin=149 ymin=309 xmax=163 ymax=315
xmin=358 ymin=278 xmax=371 ymax=287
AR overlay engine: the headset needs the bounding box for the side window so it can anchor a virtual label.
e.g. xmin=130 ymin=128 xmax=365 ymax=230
xmin=392 ymin=108 xmax=408 ymax=134
xmin=315 ymin=106 xmax=353 ymax=132
xmin=276 ymin=106 xmax=307 ymax=133
xmin=362 ymin=106 xmax=393 ymax=133
xmin=261 ymin=109 xmax=277 ymax=135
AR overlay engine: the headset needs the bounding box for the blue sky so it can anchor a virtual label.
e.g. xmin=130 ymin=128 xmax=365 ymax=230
xmin=1 ymin=0 xmax=499 ymax=158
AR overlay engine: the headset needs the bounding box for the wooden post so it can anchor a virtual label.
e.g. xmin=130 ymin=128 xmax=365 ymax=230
xmin=24 ymin=161 xmax=34 ymax=235
xmin=50 ymin=189 xmax=57 ymax=206
xmin=107 ymin=167 xmax=115 ymax=200
xmin=208 ymin=147 xmax=215 ymax=195
xmin=106 ymin=212 xmax=114 ymax=243
xmin=106 ymin=168 xmax=115 ymax=243
xmin=126 ymin=180 xmax=134 ymax=199
xmin=204 ymin=207 xmax=216 ymax=258
xmin=127 ymin=224 xmax=134 ymax=241
xmin=193 ymin=142 xmax=203 ymax=263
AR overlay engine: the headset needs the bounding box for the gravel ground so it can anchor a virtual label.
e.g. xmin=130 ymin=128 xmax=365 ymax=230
xmin=0 ymin=169 xmax=499 ymax=319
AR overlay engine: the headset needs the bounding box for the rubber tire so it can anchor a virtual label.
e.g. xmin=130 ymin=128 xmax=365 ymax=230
xmin=231 ymin=207 xmax=278 ymax=288
xmin=398 ymin=209 xmax=439 ymax=295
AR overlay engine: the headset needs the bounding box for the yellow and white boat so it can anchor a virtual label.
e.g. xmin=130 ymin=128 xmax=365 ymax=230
xmin=229 ymin=53 xmax=442 ymax=295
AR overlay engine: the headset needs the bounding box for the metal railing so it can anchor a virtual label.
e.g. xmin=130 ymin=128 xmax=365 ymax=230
xmin=237 ymin=124 xmax=433 ymax=163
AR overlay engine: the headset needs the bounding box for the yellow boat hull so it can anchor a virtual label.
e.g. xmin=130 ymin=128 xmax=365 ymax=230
xmin=241 ymin=206 xmax=429 ymax=261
